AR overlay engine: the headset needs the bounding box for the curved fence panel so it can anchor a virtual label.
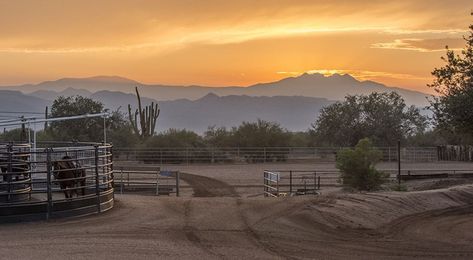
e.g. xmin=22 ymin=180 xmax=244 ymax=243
xmin=0 ymin=142 xmax=114 ymax=223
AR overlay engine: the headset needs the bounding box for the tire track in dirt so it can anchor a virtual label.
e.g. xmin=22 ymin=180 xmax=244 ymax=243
xmin=178 ymin=172 xmax=239 ymax=197
xmin=182 ymin=199 xmax=222 ymax=258
xmin=235 ymin=198 xmax=298 ymax=260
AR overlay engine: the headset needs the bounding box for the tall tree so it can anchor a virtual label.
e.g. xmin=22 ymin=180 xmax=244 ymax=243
xmin=49 ymin=95 xmax=128 ymax=143
xmin=312 ymin=92 xmax=426 ymax=146
xmin=429 ymin=13 xmax=473 ymax=143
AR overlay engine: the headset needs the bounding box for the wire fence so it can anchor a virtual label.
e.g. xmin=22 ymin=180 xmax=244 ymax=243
xmin=113 ymin=146 xmax=440 ymax=164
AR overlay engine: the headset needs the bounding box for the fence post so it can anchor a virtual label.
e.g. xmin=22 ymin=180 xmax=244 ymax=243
xmin=94 ymin=145 xmax=101 ymax=213
xmin=263 ymin=147 xmax=267 ymax=163
xmin=175 ymin=171 xmax=180 ymax=197
xmin=46 ymin=148 xmax=53 ymax=220
xmin=156 ymin=168 xmax=159 ymax=196
xmin=186 ymin=148 xmax=189 ymax=165
xmin=289 ymin=170 xmax=293 ymax=194
xmin=317 ymin=176 xmax=321 ymax=190
xmin=160 ymin=149 xmax=163 ymax=165
xmin=397 ymin=140 xmax=401 ymax=185
xmin=120 ymin=168 xmax=124 ymax=195
xmin=313 ymin=171 xmax=317 ymax=193
xmin=276 ymin=172 xmax=279 ymax=195
xmin=7 ymin=144 xmax=12 ymax=202
xmin=263 ymin=171 xmax=266 ymax=197
xmin=211 ymin=147 xmax=214 ymax=164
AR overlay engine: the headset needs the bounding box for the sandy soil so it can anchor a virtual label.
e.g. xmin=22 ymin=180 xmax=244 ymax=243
xmin=2 ymin=162 xmax=473 ymax=259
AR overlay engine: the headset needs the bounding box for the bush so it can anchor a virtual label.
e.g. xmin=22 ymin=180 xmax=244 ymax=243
xmin=336 ymin=138 xmax=388 ymax=191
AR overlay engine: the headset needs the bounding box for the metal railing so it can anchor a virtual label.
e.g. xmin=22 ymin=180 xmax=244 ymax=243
xmin=264 ymin=170 xmax=323 ymax=197
xmin=115 ymin=167 xmax=180 ymax=196
xmin=114 ymin=146 xmax=439 ymax=165
xmin=0 ymin=142 xmax=114 ymax=222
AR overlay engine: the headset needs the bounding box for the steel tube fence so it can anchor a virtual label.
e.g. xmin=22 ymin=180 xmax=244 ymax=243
xmin=116 ymin=167 xmax=180 ymax=196
xmin=114 ymin=147 xmax=440 ymax=165
xmin=0 ymin=142 xmax=114 ymax=222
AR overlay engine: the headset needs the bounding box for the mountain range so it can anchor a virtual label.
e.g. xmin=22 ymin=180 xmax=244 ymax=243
xmin=2 ymin=73 xmax=430 ymax=105
xmin=0 ymin=74 xmax=431 ymax=132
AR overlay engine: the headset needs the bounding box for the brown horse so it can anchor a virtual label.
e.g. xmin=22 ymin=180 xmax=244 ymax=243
xmin=53 ymin=156 xmax=86 ymax=198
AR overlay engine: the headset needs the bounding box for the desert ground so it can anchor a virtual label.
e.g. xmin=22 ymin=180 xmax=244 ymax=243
xmin=1 ymin=162 xmax=473 ymax=259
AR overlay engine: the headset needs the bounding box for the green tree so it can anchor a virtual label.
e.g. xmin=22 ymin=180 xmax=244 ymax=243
xmin=204 ymin=126 xmax=233 ymax=147
xmin=336 ymin=138 xmax=387 ymax=191
xmin=144 ymin=129 xmax=204 ymax=148
xmin=233 ymin=119 xmax=291 ymax=147
xmin=48 ymin=96 xmax=130 ymax=143
xmin=312 ymin=92 xmax=427 ymax=146
xmin=429 ymin=14 xmax=473 ymax=143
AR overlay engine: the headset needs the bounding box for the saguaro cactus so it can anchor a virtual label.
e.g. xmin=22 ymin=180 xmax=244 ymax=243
xmin=128 ymin=87 xmax=160 ymax=140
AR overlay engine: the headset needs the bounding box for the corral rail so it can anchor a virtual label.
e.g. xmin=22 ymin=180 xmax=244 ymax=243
xmin=0 ymin=142 xmax=114 ymax=222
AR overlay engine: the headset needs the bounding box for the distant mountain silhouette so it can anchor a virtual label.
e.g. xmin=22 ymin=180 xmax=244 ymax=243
xmin=0 ymin=90 xmax=333 ymax=132
xmin=157 ymin=94 xmax=333 ymax=133
xmin=1 ymin=73 xmax=430 ymax=106
xmin=0 ymin=90 xmax=49 ymax=120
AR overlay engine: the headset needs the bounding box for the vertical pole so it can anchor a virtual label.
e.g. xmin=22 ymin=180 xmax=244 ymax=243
xmin=120 ymin=168 xmax=123 ymax=195
xmin=263 ymin=147 xmax=267 ymax=163
xmin=156 ymin=169 xmax=159 ymax=196
xmin=175 ymin=171 xmax=180 ymax=197
xmin=94 ymin=146 xmax=101 ymax=213
xmin=7 ymin=144 xmax=12 ymax=202
xmin=289 ymin=170 xmax=293 ymax=194
xmin=317 ymin=176 xmax=321 ymax=190
xmin=46 ymin=148 xmax=53 ymax=220
xmin=313 ymin=172 xmax=317 ymax=193
xmin=211 ymin=147 xmax=214 ymax=164
xmin=397 ymin=140 xmax=401 ymax=185
xmin=103 ymin=116 xmax=107 ymax=143
xmin=276 ymin=172 xmax=279 ymax=195
xmin=186 ymin=148 xmax=189 ymax=165
xmin=263 ymin=171 xmax=266 ymax=197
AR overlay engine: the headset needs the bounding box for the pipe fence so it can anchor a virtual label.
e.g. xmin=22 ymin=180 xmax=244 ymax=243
xmin=114 ymin=146 xmax=439 ymax=165
xmin=0 ymin=142 xmax=114 ymax=222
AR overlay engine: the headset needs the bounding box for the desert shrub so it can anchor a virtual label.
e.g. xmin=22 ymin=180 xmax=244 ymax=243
xmin=336 ymin=138 xmax=388 ymax=191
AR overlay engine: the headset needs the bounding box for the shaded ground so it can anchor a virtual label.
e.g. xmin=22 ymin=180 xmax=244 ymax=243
xmin=1 ymin=185 xmax=473 ymax=259
xmin=3 ymin=162 xmax=473 ymax=259
xmin=177 ymin=172 xmax=239 ymax=197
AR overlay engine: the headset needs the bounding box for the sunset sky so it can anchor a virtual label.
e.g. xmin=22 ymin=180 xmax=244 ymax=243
xmin=0 ymin=1 xmax=471 ymax=93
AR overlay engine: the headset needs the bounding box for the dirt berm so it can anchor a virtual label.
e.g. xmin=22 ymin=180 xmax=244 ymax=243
xmin=1 ymin=185 xmax=473 ymax=259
